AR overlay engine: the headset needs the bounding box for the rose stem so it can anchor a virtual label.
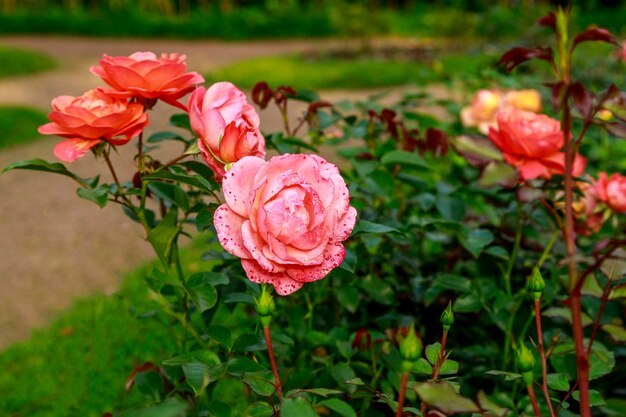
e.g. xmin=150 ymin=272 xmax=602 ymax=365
xmin=263 ymin=324 xmax=283 ymax=400
xmin=528 ymin=383 xmax=542 ymax=417
xmin=395 ymin=372 xmax=409 ymax=417
xmin=534 ymin=299 xmax=556 ymax=417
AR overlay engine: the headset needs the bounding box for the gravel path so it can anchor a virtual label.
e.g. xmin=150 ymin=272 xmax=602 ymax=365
xmin=0 ymin=36 xmax=451 ymax=347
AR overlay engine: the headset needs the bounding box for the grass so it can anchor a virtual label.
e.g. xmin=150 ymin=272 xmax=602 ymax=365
xmin=0 ymin=235 xmax=253 ymax=417
xmin=0 ymin=46 xmax=56 ymax=79
xmin=0 ymin=106 xmax=48 ymax=149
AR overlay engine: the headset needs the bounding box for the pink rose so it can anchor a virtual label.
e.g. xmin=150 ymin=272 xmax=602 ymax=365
xmin=595 ymin=172 xmax=626 ymax=212
xmin=214 ymin=154 xmax=357 ymax=295
xmin=188 ymin=82 xmax=265 ymax=180
xmin=90 ymin=52 xmax=204 ymax=110
xmin=488 ymin=109 xmax=586 ymax=180
xmin=38 ymin=89 xmax=149 ymax=162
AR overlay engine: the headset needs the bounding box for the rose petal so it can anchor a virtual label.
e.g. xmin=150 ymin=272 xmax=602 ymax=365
xmin=222 ymin=156 xmax=266 ymax=217
xmin=213 ymin=205 xmax=252 ymax=259
xmin=241 ymin=259 xmax=303 ymax=295
xmin=53 ymin=138 xmax=101 ymax=162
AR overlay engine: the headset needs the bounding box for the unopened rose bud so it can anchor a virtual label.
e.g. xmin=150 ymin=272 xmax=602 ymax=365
xmin=399 ymin=325 xmax=422 ymax=363
xmin=256 ymin=285 xmax=275 ymax=326
xmin=597 ymin=109 xmax=613 ymax=121
xmin=528 ymin=269 xmax=545 ymax=301
xmin=515 ymin=342 xmax=535 ymax=386
xmin=440 ymin=301 xmax=455 ymax=331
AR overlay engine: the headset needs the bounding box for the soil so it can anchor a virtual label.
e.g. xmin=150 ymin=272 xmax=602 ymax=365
xmin=0 ymin=36 xmax=456 ymax=348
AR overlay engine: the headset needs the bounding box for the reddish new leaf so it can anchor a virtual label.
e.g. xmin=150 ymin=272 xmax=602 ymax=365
xmin=606 ymin=122 xmax=626 ymax=138
xmin=496 ymin=47 xmax=554 ymax=72
xmin=546 ymin=81 xmax=567 ymax=110
xmin=251 ymin=81 xmax=273 ymax=109
xmin=573 ymin=28 xmax=618 ymax=49
xmin=537 ymin=12 xmax=557 ymax=33
xmin=570 ymin=82 xmax=594 ymax=119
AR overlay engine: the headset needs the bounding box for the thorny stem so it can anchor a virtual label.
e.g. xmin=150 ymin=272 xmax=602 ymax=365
xmin=263 ymin=325 xmax=283 ymax=401
xmin=395 ymin=372 xmax=409 ymax=417
xmin=528 ymin=383 xmax=542 ymax=417
xmin=535 ymin=299 xmax=556 ymax=417
xmin=587 ymin=281 xmax=612 ymax=355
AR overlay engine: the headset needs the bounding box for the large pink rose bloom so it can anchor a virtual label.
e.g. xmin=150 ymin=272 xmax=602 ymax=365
xmin=595 ymin=172 xmax=626 ymax=212
xmin=188 ymin=82 xmax=265 ymax=180
xmin=488 ymin=108 xmax=586 ymax=180
xmin=38 ymin=89 xmax=149 ymax=162
xmin=90 ymin=52 xmax=204 ymax=110
xmin=214 ymin=154 xmax=357 ymax=295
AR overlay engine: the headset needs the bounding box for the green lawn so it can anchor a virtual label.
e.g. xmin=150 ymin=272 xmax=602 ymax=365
xmin=0 ymin=46 xmax=56 ymax=79
xmin=0 ymin=106 xmax=48 ymax=149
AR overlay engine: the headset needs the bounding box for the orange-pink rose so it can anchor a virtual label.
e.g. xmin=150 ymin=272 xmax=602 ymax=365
xmin=38 ymin=89 xmax=149 ymax=162
xmin=573 ymin=179 xmax=606 ymax=235
xmin=214 ymin=154 xmax=357 ymax=295
xmin=595 ymin=172 xmax=626 ymax=212
xmin=488 ymin=109 xmax=586 ymax=180
xmin=90 ymin=52 xmax=204 ymax=110
xmin=188 ymin=82 xmax=265 ymax=180
xmin=461 ymin=89 xmax=542 ymax=134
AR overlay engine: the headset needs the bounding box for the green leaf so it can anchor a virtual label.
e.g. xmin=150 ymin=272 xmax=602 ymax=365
xmin=208 ymin=400 xmax=232 ymax=417
xmin=458 ymin=228 xmax=494 ymax=258
xmin=330 ymin=363 xmax=357 ymax=393
xmin=435 ymin=195 xmax=466 ymax=221
xmin=414 ymin=358 xmax=433 ymax=374
xmin=380 ymin=149 xmax=429 ymax=169
xmin=208 ymin=325 xmax=233 ymax=350
xmin=196 ymin=208 xmax=213 ymax=232
xmin=572 ymin=389 xmax=606 ymax=406
xmin=148 ymin=182 xmax=190 ymax=211
xmin=243 ymin=373 xmax=276 ymax=396
xmin=186 ymin=278 xmax=218 ymax=313
xmin=120 ymin=398 xmax=188 ymax=417
xmin=148 ymin=208 xmax=180 ymax=267
xmin=182 ymin=361 xmax=225 ymax=396
xmin=485 ymin=370 xmax=522 ymax=382
xmin=589 ymin=347 xmax=615 ymax=380
xmin=163 ymin=350 xmax=221 ymax=367
xmin=317 ymin=399 xmax=356 ymax=417
xmin=247 ymin=403 xmax=274 ymax=417
xmin=600 ymin=248 xmax=626 ymax=280
xmin=602 ymin=323 xmax=626 ymax=342
xmin=439 ymin=359 xmax=459 ymax=375
xmin=352 ymin=220 xmax=401 ymax=235
xmin=3 ymin=158 xmax=80 ymax=181
xmin=477 ymin=391 xmax=510 ymax=417
xmin=451 ymin=135 xmax=503 ymax=162
xmin=609 ymin=284 xmax=626 ymax=300
xmin=227 ymin=356 xmax=268 ymax=375
xmin=145 ymin=170 xmax=212 ymax=193
xmin=170 ymin=113 xmax=191 ymax=130
xmin=542 ymin=307 xmax=593 ymax=327
xmin=478 ymin=161 xmax=518 ymax=188
xmin=335 ymin=284 xmax=359 ymax=314
xmin=232 ymin=334 xmax=266 ymax=353
xmin=338 ymin=248 xmax=357 ymax=273
xmin=147 ymin=131 xmax=187 ymax=143
xmin=426 ymin=343 xmax=441 ymax=365
xmin=547 ymin=373 xmax=570 ymax=391
xmin=295 ymin=388 xmax=344 ymax=397
xmin=76 ymin=185 xmax=108 ymax=208
xmin=414 ymin=382 xmax=480 ymax=413
xmin=281 ymin=398 xmax=319 ymax=417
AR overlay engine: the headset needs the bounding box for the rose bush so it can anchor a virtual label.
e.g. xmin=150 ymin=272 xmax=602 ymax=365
xmin=90 ymin=52 xmax=204 ymax=109
xmin=214 ymin=154 xmax=357 ymax=295
xmin=488 ymin=108 xmax=586 ymax=180
xmin=37 ymin=88 xmax=149 ymax=162
xmin=188 ymin=82 xmax=265 ymax=180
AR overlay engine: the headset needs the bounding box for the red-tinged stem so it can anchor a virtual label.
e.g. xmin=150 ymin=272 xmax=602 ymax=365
xmin=263 ymin=325 xmax=283 ymax=400
xmin=432 ymin=330 xmax=448 ymax=381
xmin=562 ymin=103 xmax=591 ymax=417
xmin=587 ymin=282 xmax=612 ymax=355
xmin=535 ymin=299 xmax=556 ymax=417
xmin=395 ymin=372 xmax=409 ymax=417
xmin=528 ymin=384 xmax=542 ymax=417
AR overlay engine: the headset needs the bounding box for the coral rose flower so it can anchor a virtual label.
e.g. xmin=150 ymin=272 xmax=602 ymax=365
xmin=488 ymin=109 xmax=586 ymax=180
xmin=188 ymin=82 xmax=265 ymax=180
xmin=38 ymin=89 xmax=149 ymax=162
xmin=214 ymin=154 xmax=357 ymax=295
xmin=595 ymin=172 xmax=626 ymax=212
xmin=90 ymin=52 xmax=204 ymax=110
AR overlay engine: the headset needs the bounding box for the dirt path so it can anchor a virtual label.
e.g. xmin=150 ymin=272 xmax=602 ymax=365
xmin=0 ymin=36 xmax=452 ymax=348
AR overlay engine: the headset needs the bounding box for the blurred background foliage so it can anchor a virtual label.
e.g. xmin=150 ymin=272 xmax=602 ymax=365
xmin=0 ymin=0 xmax=625 ymax=40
